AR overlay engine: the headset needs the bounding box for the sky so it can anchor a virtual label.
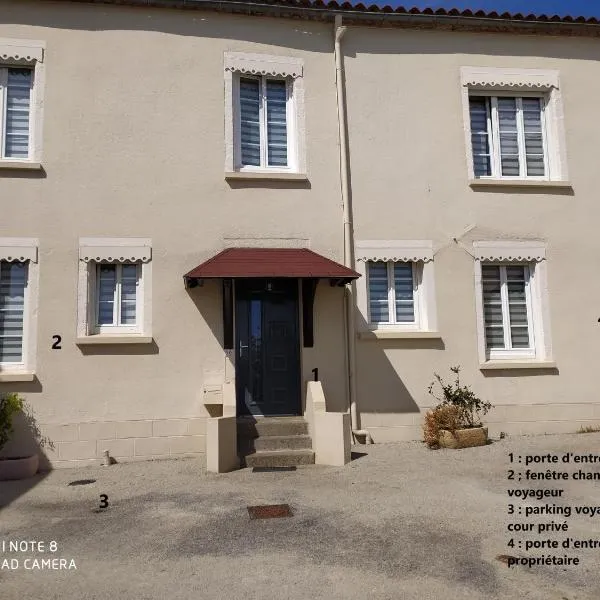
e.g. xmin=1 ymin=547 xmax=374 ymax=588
xmin=366 ymin=1 xmax=600 ymax=18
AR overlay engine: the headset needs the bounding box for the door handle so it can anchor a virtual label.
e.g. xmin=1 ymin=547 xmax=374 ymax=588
xmin=239 ymin=340 xmax=249 ymax=358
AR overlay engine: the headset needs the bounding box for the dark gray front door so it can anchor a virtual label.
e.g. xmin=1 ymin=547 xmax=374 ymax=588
xmin=235 ymin=279 xmax=301 ymax=416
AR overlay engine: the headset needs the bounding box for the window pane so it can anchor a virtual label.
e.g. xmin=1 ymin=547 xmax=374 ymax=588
xmin=469 ymin=97 xmax=491 ymax=177
xmin=0 ymin=262 xmax=27 ymax=362
xmin=507 ymin=266 xmax=530 ymax=347
xmin=522 ymin=97 xmax=545 ymax=177
xmin=393 ymin=263 xmax=414 ymax=322
xmin=266 ymin=79 xmax=288 ymax=167
xmin=120 ymin=265 xmax=138 ymax=325
xmin=4 ymin=68 xmax=32 ymax=159
xmin=239 ymin=78 xmax=261 ymax=167
xmin=97 ymin=265 xmax=116 ymax=325
xmin=368 ymin=262 xmax=389 ymax=323
xmin=497 ymin=98 xmax=520 ymax=176
xmin=482 ymin=265 xmax=504 ymax=349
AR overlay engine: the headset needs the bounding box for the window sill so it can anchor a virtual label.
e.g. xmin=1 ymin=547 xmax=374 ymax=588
xmin=76 ymin=335 xmax=153 ymax=345
xmin=0 ymin=161 xmax=42 ymax=171
xmin=225 ymin=171 xmax=308 ymax=182
xmin=480 ymin=360 xmax=557 ymax=371
xmin=469 ymin=179 xmax=572 ymax=190
xmin=358 ymin=330 xmax=442 ymax=340
xmin=0 ymin=371 xmax=35 ymax=382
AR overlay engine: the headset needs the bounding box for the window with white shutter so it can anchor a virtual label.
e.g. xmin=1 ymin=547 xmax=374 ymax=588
xmin=367 ymin=261 xmax=420 ymax=327
xmin=0 ymin=67 xmax=33 ymax=160
xmin=238 ymin=75 xmax=291 ymax=169
xmin=481 ymin=264 xmax=535 ymax=357
xmin=95 ymin=263 xmax=141 ymax=333
xmin=0 ymin=261 xmax=28 ymax=363
xmin=469 ymin=94 xmax=547 ymax=179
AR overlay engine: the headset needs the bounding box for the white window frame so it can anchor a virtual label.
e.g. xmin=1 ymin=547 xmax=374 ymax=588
xmin=0 ymin=38 xmax=45 ymax=168
xmin=77 ymin=238 xmax=152 ymax=342
xmin=235 ymin=74 xmax=296 ymax=172
xmin=480 ymin=263 xmax=536 ymax=360
xmin=473 ymin=241 xmax=552 ymax=365
xmin=355 ymin=241 xmax=438 ymax=335
xmin=461 ymin=67 xmax=568 ymax=183
xmin=0 ymin=238 xmax=38 ymax=379
xmin=366 ymin=261 xmax=422 ymax=329
xmin=469 ymin=92 xmax=550 ymax=181
xmin=94 ymin=263 xmax=142 ymax=334
xmin=224 ymin=52 xmax=306 ymax=176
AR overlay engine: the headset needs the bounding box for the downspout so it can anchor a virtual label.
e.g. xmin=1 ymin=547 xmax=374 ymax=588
xmin=334 ymin=15 xmax=373 ymax=444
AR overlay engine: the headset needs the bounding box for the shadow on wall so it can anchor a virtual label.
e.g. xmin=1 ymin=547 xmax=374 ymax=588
xmin=354 ymin=313 xmax=445 ymax=428
xmin=0 ymin=385 xmax=52 ymax=511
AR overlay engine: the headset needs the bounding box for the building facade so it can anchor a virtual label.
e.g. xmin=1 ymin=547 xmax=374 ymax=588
xmin=1 ymin=0 xmax=598 ymax=468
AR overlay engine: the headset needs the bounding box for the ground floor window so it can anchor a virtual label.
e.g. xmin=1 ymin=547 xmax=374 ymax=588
xmin=0 ymin=261 xmax=28 ymax=363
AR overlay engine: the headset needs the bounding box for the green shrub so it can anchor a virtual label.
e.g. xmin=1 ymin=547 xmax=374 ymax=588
xmin=0 ymin=393 xmax=24 ymax=452
xmin=427 ymin=366 xmax=492 ymax=429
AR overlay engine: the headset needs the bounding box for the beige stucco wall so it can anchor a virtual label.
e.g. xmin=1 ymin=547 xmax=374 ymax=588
xmin=344 ymin=27 xmax=600 ymax=441
xmin=0 ymin=0 xmax=347 ymax=467
xmin=2 ymin=1 xmax=599 ymax=466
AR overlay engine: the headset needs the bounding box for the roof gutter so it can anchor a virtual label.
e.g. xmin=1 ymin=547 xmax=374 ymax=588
xmin=39 ymin=1 xmax=600 ymax=37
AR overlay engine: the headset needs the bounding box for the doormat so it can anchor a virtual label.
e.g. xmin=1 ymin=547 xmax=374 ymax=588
xmin=68 ymin=479 xmax=96 ymax=486
xmin=252 ymin=466 xmax=296 ymax=473
xmin=247 ymin=504 xmax=293 ymax=519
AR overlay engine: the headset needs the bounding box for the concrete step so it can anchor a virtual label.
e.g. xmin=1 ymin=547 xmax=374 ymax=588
xmin=244 ymin=449 xmax=315 ymax=468
xmin=239 ymin=434 xmax=312 ymax=452
xmin=237 ymin=417 xmax=308 ymax=438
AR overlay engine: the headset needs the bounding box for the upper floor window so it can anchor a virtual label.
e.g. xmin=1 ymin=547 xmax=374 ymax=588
xmin=469 ymin=95 xmax=546 ymax=179
xmin=239 ymin=76 xmax=290 ymax=169
xmin=224 ymin=52 xmax=306 ymax=178
xmin=461 ymin=67 xmax=568 ymax=184
xmin=0 ymin=67 xmax=33 ymax=160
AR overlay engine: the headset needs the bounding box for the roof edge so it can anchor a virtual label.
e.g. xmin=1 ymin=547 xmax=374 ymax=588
xmin=37 ymin=0 xmax=600 ymax=37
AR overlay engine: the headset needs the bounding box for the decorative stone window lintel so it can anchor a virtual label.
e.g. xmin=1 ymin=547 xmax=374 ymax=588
xmin=224 ymin=52 xmax=303 ymax=79
xmin=0 ymin=40 xmax=44 ymax=64
xmin=472 ymin=241 xmax=546 ymax=263
xmin=355 ymin=240 xmax=434 ymax=264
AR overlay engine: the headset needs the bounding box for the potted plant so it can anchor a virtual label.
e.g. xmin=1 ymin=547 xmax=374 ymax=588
xmin=424 ymin=366 xmax=492 ymax=449
xmin=0 ymin=393 xmax=40 ymax=480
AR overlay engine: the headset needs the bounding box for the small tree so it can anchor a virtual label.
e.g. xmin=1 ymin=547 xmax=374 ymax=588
xmin=427 ymin=366 xmax=491 ymax=429
xmin=0 ymin=393 xmax=24 ymax=453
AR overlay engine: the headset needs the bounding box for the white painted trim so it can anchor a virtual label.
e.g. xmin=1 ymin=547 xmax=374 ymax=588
xmin=76 ymin=336 xmax=153 ymax=345
xmin=0 ymin=39 xmax=46 ymax=166
xmin=355 ymin=241 xmax=438 ymax=334
xmin=460 ymin=66 xmax=568 ymax=182
xmin=460 ymin=67 xmax=559 ymax=90
xmin=469 ymin=179 xmax=572 ymax=189
xmin=480 ymin=360 xmax=557 ymax=370
xmin=77 ymin=238 xmax=152 ymax=340
xmin=224 ymin=52 xmax=306 ymax=175
xmin=0 ymin=372 xmax=35 ymax=382
xmin=473 ymin=241 xmax=546 ymax=262
xmin=0 ymin=237 xmax=38 ymax=262
xmin=355 ymin=240 xmax=433 ymax=263
xmin=224 ymin=52 xmax=303 ymax=79
xmin=358 ymin=330 xmax=441 ymax=340
xmin=0 ymin=39 xmax=44 ymax=63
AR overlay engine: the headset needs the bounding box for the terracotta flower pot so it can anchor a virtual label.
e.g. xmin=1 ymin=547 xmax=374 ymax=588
xmin=0 ymin=454 xmax=39 ymax=480
xmin=438 ymin=427 xmax=488 ymax=449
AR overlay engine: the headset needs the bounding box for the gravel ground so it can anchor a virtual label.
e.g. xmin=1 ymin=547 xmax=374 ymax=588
xmin=1 ymin=433 xmax=600 ymax=599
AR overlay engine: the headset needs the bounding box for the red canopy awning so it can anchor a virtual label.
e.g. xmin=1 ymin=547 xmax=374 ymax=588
xmin=184 ymin=248 xmax=360 ymax=284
